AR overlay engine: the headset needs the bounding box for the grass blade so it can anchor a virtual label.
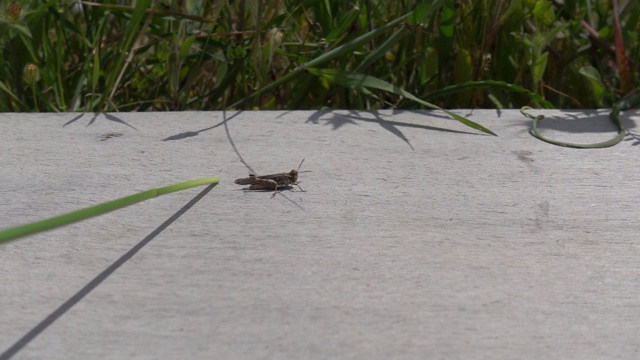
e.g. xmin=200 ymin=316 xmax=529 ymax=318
xmin=424 ymin=80 xmax=555 ymax=108
xmin=0 ymin=177 xmax=220 ymax=244
xmin=99 ymin=0 xmax=152 ymax=109
xmin=227 ymin=11 xmax=413 ymax=109
xmin=307 ymin=68 xmax=497 ymax=136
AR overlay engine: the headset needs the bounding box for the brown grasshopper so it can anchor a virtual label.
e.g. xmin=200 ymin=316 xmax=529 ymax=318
xmin=235 ymin=159 xmax=308 ymax=197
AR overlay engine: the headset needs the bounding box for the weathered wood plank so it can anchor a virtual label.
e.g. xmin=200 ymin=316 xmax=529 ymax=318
xmin=1 ymin=110 xmax=639 ymax=359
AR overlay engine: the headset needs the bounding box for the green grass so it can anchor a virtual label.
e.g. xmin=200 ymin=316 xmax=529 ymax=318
xmin=1 ymin=0 xmax=638 ymax=113
xmin=0 ymin=177 xmax=220 ymax=244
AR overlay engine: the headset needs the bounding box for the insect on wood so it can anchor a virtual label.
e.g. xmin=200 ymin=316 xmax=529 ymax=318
xmin=235 ymin=159 xmax=308 ymax=197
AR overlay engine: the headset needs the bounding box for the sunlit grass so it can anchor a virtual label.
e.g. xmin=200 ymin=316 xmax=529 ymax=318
xmin=0 ymin=0 xmax=637 ymax=113
xmin=0 ymin=177 xmax=220 ymax=244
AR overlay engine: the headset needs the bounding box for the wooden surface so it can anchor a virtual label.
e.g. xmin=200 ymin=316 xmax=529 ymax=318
xmin=1 ymin=110 xmax=639 ymax=359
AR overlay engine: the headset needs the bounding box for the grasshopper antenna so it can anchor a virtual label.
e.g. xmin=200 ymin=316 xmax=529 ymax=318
xmin=296 ymin=158 xmax=311 ymax=174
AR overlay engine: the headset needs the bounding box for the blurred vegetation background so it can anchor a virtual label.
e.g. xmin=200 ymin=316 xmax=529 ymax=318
xmin=0 ymin=0 xmax=638 ymax=112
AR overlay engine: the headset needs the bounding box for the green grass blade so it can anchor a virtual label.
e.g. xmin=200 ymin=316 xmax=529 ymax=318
xmin=99 ymin=0 xmax=152 ymax=109
xmin=307 ymin=68 xmax=497 ymax=136
xmin=227 ymin=11 xmax=413 ymax=109
xmin=408 ymin=0 xmax=445 ymax=26
xmin=354 ymin=28 xmax=408 ymax=73
xmin=302 ymin=13 xmax=410 ymax=69
xmin=424 ymin=80 xmax=555 ymax=108
xmin=0 ymin=81 xmax=25 ymax=108
xmin=325 ymin=7 xmax=359 ymax=43
xmin=0 ymin=177 xmax=220 ymax=244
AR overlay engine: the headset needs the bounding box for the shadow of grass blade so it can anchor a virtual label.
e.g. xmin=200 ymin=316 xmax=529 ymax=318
xmin=307 ymin=68 xmax=497 ymax=136
xmin=0 ymin=177 xmax=220 ymax=244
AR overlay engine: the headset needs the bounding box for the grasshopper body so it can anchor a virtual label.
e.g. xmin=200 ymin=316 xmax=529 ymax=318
xmin=235 ymin=159 xmax=306 ymax=196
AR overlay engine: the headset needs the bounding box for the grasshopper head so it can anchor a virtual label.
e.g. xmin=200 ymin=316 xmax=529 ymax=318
xmin=289 ymin=169 xmax=298 ymax=183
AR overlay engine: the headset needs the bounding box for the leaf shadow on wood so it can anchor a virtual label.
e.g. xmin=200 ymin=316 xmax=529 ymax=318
xmin=524 ymin=110 xmax=639 ymax=145
xmin=625 ymin=130 xmax=640 ymax=146
xmin=162 ymin=111 xmax=243 ymax=141
xmin=303 ymin=109 xmax=485 ymax=150
xmin=0 ymin=182 xmax=217 ymax=359
xmin=62 ymin=113 xmax=138 ymax=130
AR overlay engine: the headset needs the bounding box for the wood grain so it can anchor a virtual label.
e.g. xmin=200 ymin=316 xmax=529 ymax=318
xmin=1 ymin=110 xmax=639 ymax=359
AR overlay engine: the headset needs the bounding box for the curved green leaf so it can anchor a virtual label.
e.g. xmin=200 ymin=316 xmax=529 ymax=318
xmin=521 ymin=107 xmax=624 ymax=148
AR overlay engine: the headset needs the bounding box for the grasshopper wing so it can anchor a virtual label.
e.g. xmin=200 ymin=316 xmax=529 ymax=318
xmin=234 ymin=174 xmax=258 ymax=185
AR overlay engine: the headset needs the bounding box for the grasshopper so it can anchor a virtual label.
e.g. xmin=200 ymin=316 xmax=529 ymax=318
xmin=235 ymin=159 xmax=308 ymax=197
